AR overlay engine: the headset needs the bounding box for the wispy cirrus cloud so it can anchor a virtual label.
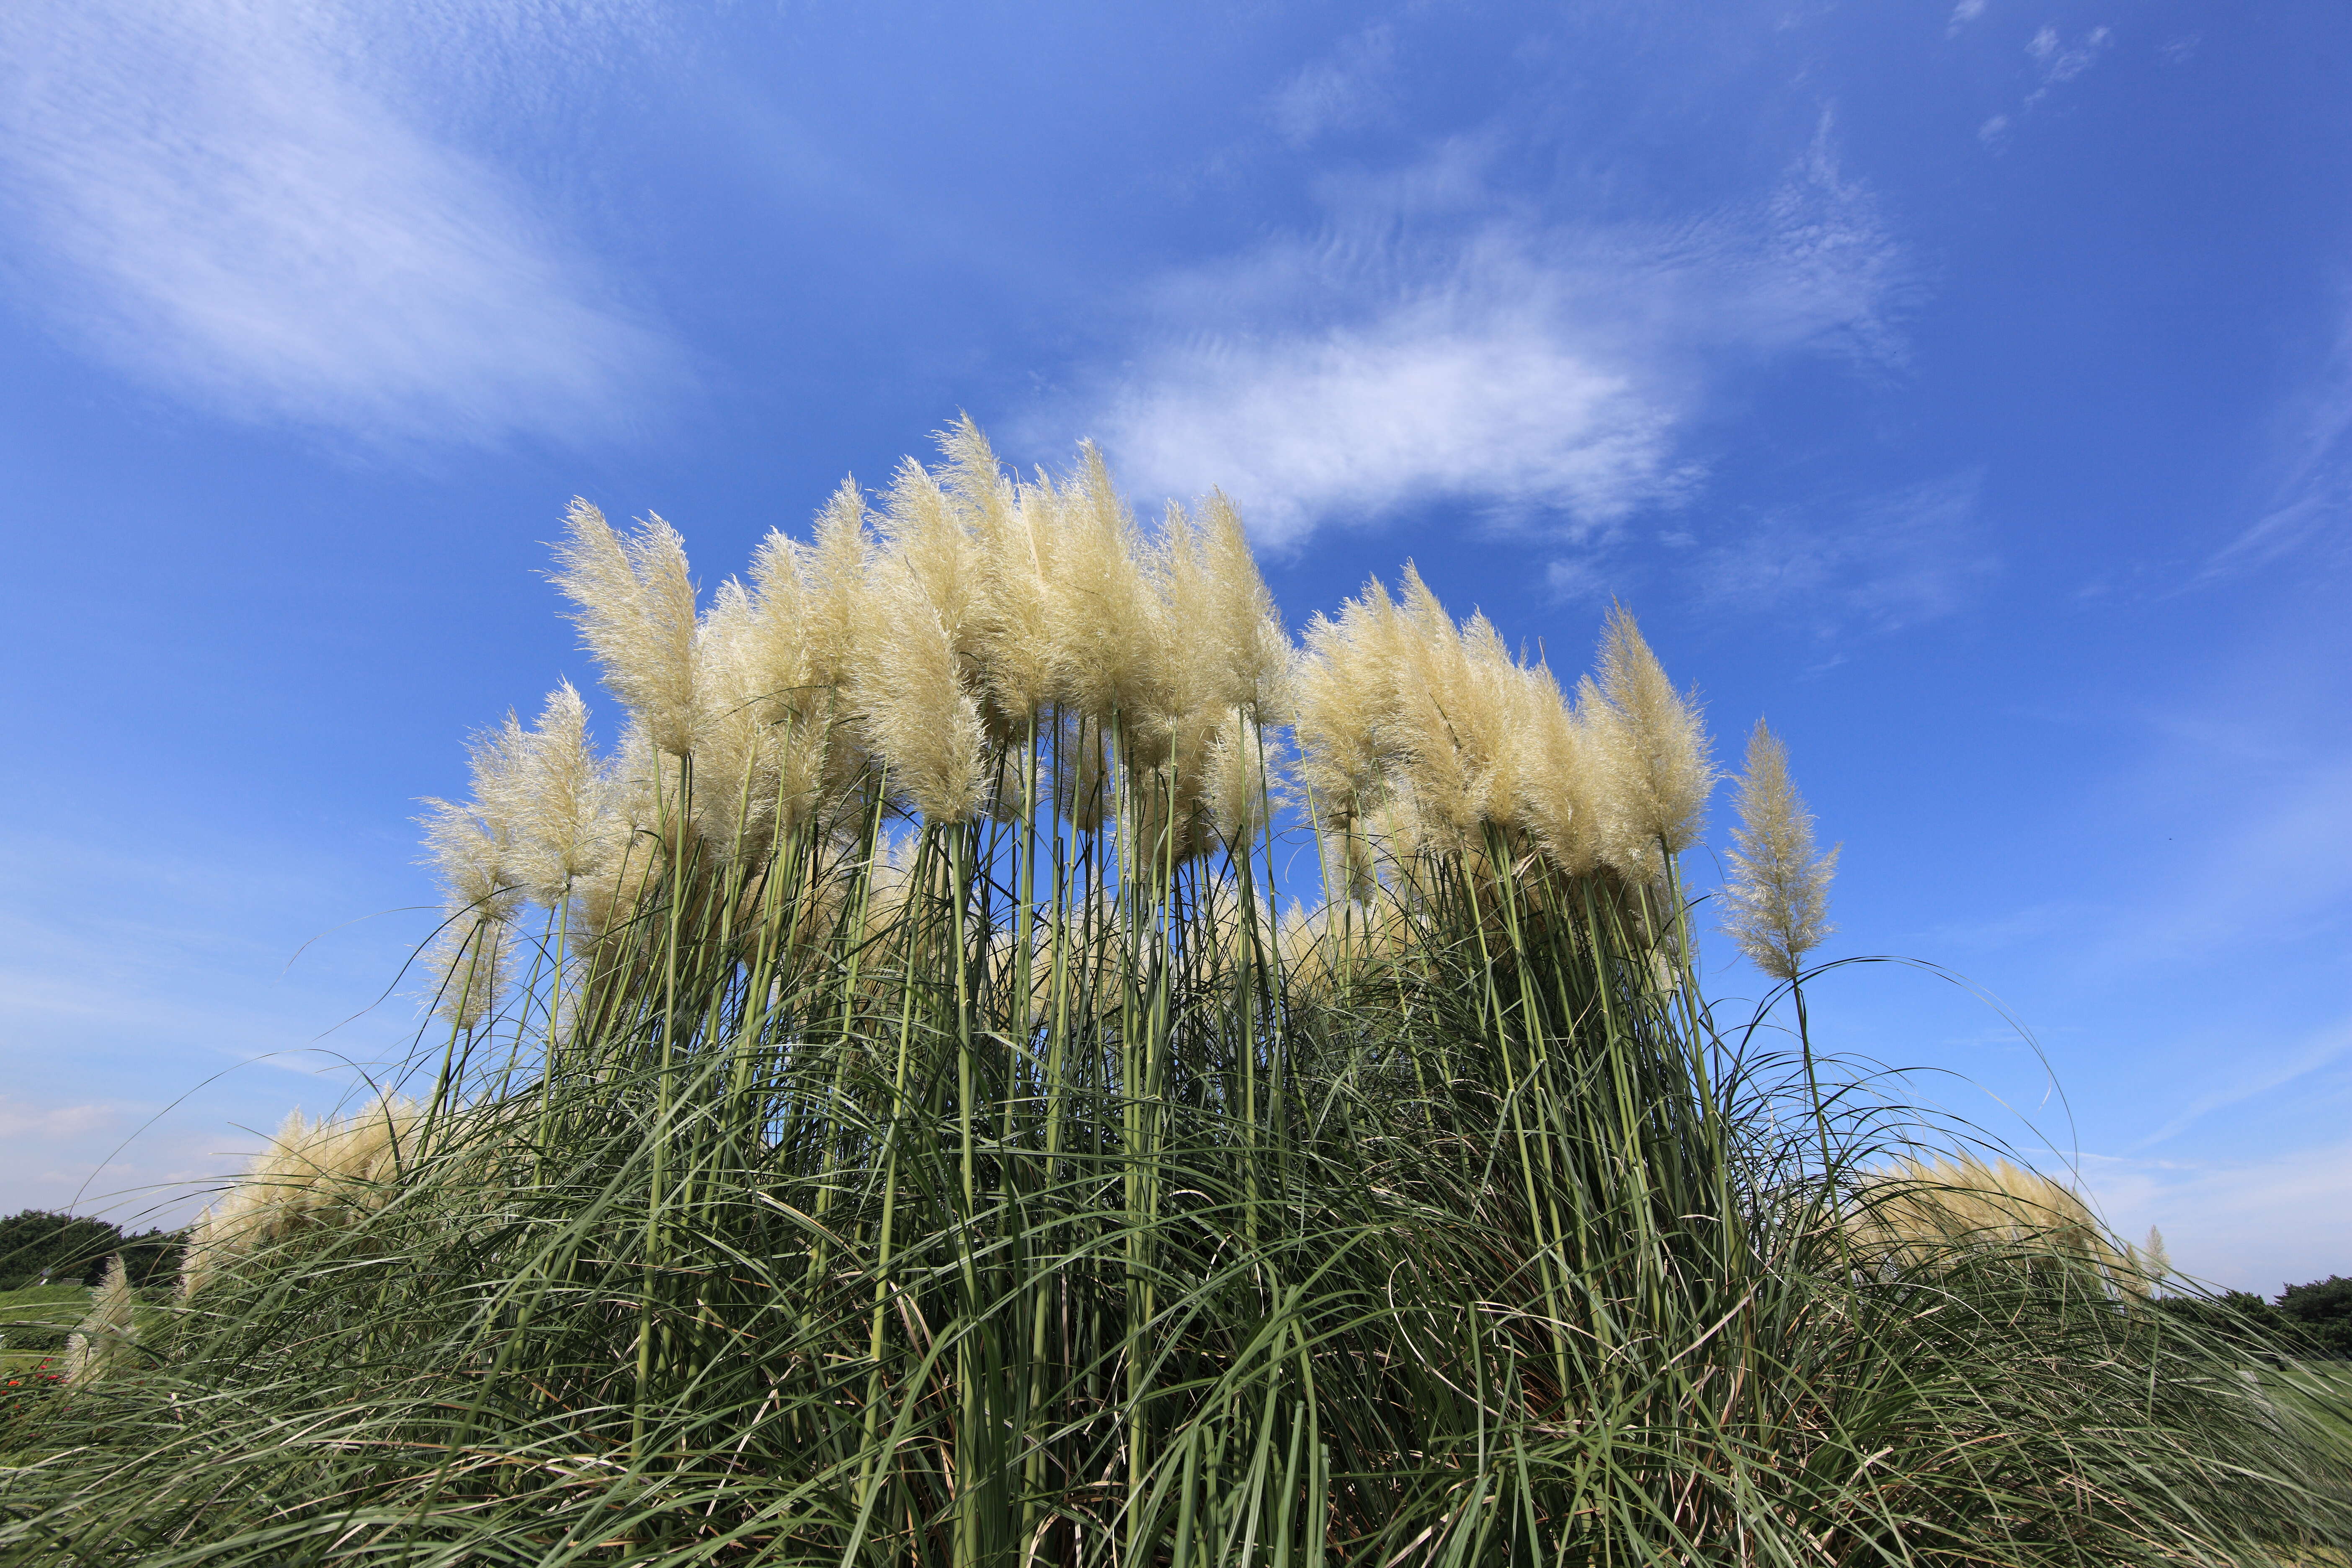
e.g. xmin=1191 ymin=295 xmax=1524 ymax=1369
xmin=0 ymin=0 xmax=683 ymax=446
xmin=1687 ymin=470 xmax=1996 ymax=633
xmin=1980 ymin=22 xmax=2113 ymax=147
xmin=1067 ymin=121 xmax=1907 ymax=551
xmin=2201 ymin=306 xmax=2352 ymax=581
xmin=1269 ymin=24 xmax=1398 ymax=146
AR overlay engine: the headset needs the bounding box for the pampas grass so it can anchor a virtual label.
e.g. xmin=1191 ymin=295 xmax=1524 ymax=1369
xmin=175 ymin=1096 xmax=425 ymax=1299
xmin=6 ymin=424 xmax=2347 ymax=1567
xmin=1851 ymin=1152 xmax=2137 ymax=1287
xmin=61 ymin=1255 xmax=134 ymax=1386
xmin=1723 ymin=717 xmax=1837 ymax=981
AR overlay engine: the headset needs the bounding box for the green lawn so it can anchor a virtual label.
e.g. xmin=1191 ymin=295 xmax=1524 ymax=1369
xmin=0 ymin=1283 xmax=89 ymax=1378
xmin=2279 ymin=1358 xmax=2352 ymax=1461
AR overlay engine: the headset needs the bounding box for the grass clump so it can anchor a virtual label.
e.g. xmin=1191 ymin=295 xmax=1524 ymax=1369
xmin=3 ymin=423 xmax=2347 ymax=1565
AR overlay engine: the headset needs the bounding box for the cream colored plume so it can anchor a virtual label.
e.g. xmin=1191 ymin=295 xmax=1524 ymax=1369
xmin=1850 ymin=1154 xmax=2131 ymax=1285
xmin=941 ymin=417 xmax=1056 ymax=722
xmin=549 ymin=500 xmax=700 ymax=758
xmin=1204 ymin=710 xmax=1275 ymax=843
xmin=475 ymin=681 xmax=619 ymax=905
xmin=418 ymin=797 xmax=518 ymax=917
xmin=691 ymin=580 xmax=785 ymax=862
xmin=425 ymin=905 xmax=512 ymax=1032
xmin=416 ymin=788 xmax=524 ymax=1030
xmin=854 ymin=549 xmax=986 ymax=823
xmin=178 ymin=1096 xmax=425 ymax=1298
xmin=1509 ymin=662 xmax=1602 ymax=876
xmin=1293 ymin=581 xmax=1402 ymax=833
xmin=1165 ymin=494 xmax=1288 ymax=715
xmin=742 ymin=527 xmax=817 ymax=724
xmin=802 ymin=480 xmax=875 ymax=694
xmin=1044 ymin=445 xmax=1170 ymax=728
xmin=63 ymin=1253 xmax=137 ymax=1385
xmin=1578 ymin=606 xmax=1714 ymax=877
xmin=1721 ymin=720 xmax=1837 ymax=981
xmin=1381 ymin=569 xmax=1525 ymax=854
xmin=878 ymin=453 xmax=980 ymax=656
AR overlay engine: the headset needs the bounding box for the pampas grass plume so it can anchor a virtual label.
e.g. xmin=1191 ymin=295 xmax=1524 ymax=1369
xmin=1510 ymin=663 xmax=1602 ymax=876
xmin=1044 ymin=444 xmax=1168 ymax=726
xmin=1586 ymin=604 xmax=1715 ymax=866
xmin=1854 ymin=1154 xmax=2128 ymax=1282
xmin=1294 ymin=582 xmax=1399 ymax=833
xmin=803 ymin=480 xmax=875 ymax=694
xmin=954 ymin=419 xmax=1057 ymax=719
xmin=504 ymin=681 xmax=616 ymax=904
xmin=1722 ymin=719 xmax=1837 ymax=981
xmin=856 ymin=550 xmax=986 ymax=823
xmin=550 ymin=500 xmax=700 ymax=758
xmin=179 ymin=1097 xmax=425 ymax=1298
xmin=1173 ymin=493 xmax=1288 ymax=715
xmin=63 ymin=1253 xmax=135 ymax=1386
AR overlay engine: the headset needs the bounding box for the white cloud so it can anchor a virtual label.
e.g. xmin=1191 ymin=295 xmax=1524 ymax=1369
xmin=1947 ymin=0 xmax=1989 ymax=35
xmin=2082 ymin=748 xmax=2352 ymax=976
xmin=0 ymin=1098 xmax=126 ymax=1142
xmin=1685 ymin=471 xmax=1996 ymax=633
xmin=1073 ymin=127 xmax=1905 ymax=550
xmin=2084 ymin=1137 xmax=2352 ymax=1293
xmin=1270 ymin=24 xmax=1398 ymax=146
xmin=1978 ymin=23 xmax=2113 ymax=149
xmin=2027 ymin=25 xmax=2112 ymax=87
xmin=2202 ymin=307 xmax=2352 ymax=580
xmin=0 ymin=0 xmax=682 ymax=445
xmin=2134 ymin=1014 xmax=2352 ymax=1150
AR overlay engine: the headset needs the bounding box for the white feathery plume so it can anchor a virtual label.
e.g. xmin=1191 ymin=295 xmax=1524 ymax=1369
xmin=802 ymin=480 xmax=875 ymax=696
xmin=1383 ymin=569 xmax=1529 ymax=854
xmin=1721 ymin=719 xmax=1838 ymax=981
xmin=178 ymin=1096 xmax=425 ymax=1299
xmin=1204 ymin=709 xmax=1275 ymax=844
xmin=549 ymin=500 xmax=700 ymax=758
xmin=1137 ymin=500 xmax=1230 ymax=851
xmin=1293 ymin=580 xmax=1403 ymax=834
xmin=491 ymin=681 xmax=619 ymax=905
xmin=692 ymin=579 xmax=783 ymax=862
xmin=1572 ymin=677 xmax=1664 ymax=880
xmin=63 ymin=1253 xmax=136 ymax=1385
xmin=1383 ymin=570 xmax=1476 ymax=854
xmin=1850 ymin=1154 xmax=2130 ymax=1284
xmin=426 ymin=902 xmax=512 ymax=1032
xmin=854 ymin=549 xmax=986 ymax=824
xmin=1164 ymin=494 xmax=1288 ymax=716
xmin=1584 ymin=604 xmax=1715 ymax=863
xmin=878 ymin=453 xmax=981 ymax=658
xmin=1509 ymin=663 xmax=1603 ymax=877
xmin=1044 ymin=445 xmax=1169 ymax=729
xmin=417 ymin=761 xmax=524 ymax=1032
xmin=744 ymin=527 xmax=817 ymax=724
xmin=968 ymin=458 xmax=1060 ymax=721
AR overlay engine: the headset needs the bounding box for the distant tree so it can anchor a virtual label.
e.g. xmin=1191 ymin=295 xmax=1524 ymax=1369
xmin=2275 ymin=1275 xmax=2352 ymax=1359
xmin=2152 ymin=1289 xmax=2296 ymax=1356
xmin=0 ymin=1210 xmax=187 ymax=1291
xmin=0 ymin=1210 xmax=121 ymax=1291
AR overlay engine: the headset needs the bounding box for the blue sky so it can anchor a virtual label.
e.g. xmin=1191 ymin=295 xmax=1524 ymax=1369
xmin=2 ymin=0 xmax=2346 ymax=1292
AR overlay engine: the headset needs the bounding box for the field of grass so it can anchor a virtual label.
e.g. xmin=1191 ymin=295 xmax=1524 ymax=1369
xmin=0 ymin=1284 xmax=86 ymax=1380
